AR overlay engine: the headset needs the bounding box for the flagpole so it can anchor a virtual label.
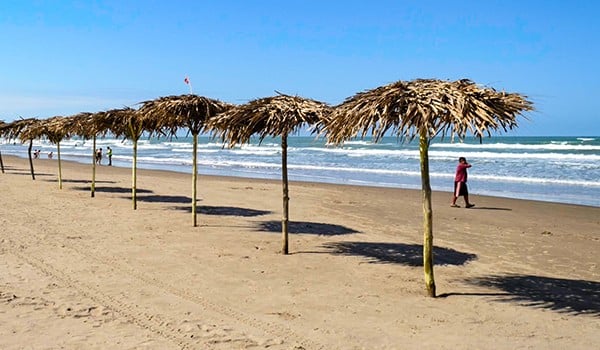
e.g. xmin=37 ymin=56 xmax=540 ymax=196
xmin=185 ymin=75 xmax=193 ymax=94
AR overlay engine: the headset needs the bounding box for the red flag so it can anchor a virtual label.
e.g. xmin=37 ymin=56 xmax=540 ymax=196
xmin=184 ymin=76 xmax=190 ymax=85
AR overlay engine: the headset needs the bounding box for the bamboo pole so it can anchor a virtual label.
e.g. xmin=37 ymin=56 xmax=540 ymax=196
xmin=28 ymin=140 xmax=35 ymax=180
xmin=0 ymin=151 xmax=4 ymax=173
xmin=192 ymin=132 xmax=198 ymax=227
xmin=132 ymin=136 xmax=138 ymax=210
xmin=91 ymin=136 xmax=96 ymax=197
xmin=419 ymin=131 xmax=436 ymax=297
xmin=281 ymin=134 xmax=289 ymax=255
xmin=57 ymin=142 xmax=63 ymax=189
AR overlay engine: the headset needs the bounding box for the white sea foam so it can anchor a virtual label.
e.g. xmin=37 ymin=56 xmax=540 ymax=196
xmin=470 ymin=174 xmax=600 ymax=187
xmin=170 ymin=148 xmax=220 ymax=154
xmin=343 ymin=140 xmax=375 ymax=146
xmin=230 ymin=146 xmax=279 ymax=156
xmin=428 ymin=150 xmax=600 ymax=161
xmin=135 ymin=143 xmax=170 ymax=150
xmin=131 ymin=157 xmax=600 ymax=188
xmin=292 ymin=146 xmax=600 ymax=161
xmin=430 ymin=142 xmax=600 ymax=151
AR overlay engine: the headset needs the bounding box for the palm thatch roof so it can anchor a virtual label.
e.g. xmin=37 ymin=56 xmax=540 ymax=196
xmin=324 ymin=79 xmax=534 ymax=144
xmin=68 ymin=109 xmax=141 ymax=140
xmin=0 ymin=118 xmax=44 ymax=180
xmin=19 ymin=116 xmax=72 ymax=143
xmin=0 ymin=118 xmax=42 ymax=141
xmin=66 ymin=112 xmax=101 ymax=139
xmin=208 ymin=93 xmax=332 ymax=146
xmin=138 ymin=94 xmax=234 ymax=136
xmin=98 ymin=107 xmax=144 ymax=139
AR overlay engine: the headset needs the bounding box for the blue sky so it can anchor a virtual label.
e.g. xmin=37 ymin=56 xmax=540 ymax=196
xmin=1 ymin=0 xmax=598 ymax=136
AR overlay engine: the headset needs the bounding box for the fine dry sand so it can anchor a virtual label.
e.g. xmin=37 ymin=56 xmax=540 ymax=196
xmin=0 ymin=155 xmax=598 ymax=349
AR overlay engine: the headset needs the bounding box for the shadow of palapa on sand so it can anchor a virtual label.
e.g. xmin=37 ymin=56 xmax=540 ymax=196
xmin=446 ymin=274 xmax=600 ymax=317
xmin=125 ymin=194 xmax=192 ymax=204
xmin=44 ymin=178 xmax=117 ymax=184
xmin=322 ymin=242 xmax=477 ymax=266
xmin=7 ymin=171 xmax=54 ymax=177
xmin=174 ymin=205 xmax=272 ymax=217
xmin=71 ymin=186 xmax=154 ymax=194
xmin=3 ymin=166 xmax=52 ymax=175
xmin=257 ymin=220 xmax=360 ymax=236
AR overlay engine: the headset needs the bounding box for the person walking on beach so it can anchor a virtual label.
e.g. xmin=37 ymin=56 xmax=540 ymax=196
xmin=451 ymin=157 xmax=475 ymax=208
xmin=107 ymin=146 xmax=113 ymax=166
xmin=95 ymin=148 xmax=103 ymax=165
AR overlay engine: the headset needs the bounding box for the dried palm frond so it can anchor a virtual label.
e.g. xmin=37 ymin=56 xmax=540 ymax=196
xmin=1 ymin=118 xmax=41 ymax=178
xmin=20 ymin=116 xmax=71 ymax=143
xmin=18 ymin=116 xmax=74 ymax=189
xmin=324 ymin=79 xmax=534 ymax=144
xmin=208 ymin=93 xmax=332 ymax=146
xmin=67 ymin=112 xmax=101 ymax=139
xmin=1 ymin=118 xmax=41 ymax=141
xmin=99 ymin=107 xmax=145 ymax=140
xmin=138 ymin=94 xmax=233 ymax=137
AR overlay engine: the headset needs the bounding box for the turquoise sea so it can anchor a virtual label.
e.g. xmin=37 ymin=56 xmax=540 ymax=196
xmin=2 ymin=135 xmax=599 ymax=207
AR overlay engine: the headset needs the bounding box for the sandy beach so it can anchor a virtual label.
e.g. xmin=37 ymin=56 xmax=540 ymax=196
xmin=0 ymin=155 xmax=598 ymax=349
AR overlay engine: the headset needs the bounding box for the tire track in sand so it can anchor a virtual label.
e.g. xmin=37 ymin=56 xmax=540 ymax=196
xmin=4 ymin=233 xmax=327 ymax=350
xmin=64 ymin=237 xmax=326 ymax=350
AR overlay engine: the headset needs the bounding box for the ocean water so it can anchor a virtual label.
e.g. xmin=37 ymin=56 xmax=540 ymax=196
xmin=1 ymin=135 xmax=599 ymax=207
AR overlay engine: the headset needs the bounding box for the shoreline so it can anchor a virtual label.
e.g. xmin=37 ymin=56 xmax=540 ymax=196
xmin=1 ymin=154 xmax=598 ymax=349
xmin=2 ymin=132 xmax=600 ymax=208
xmin=3 ymin=153 xmax=599 ymax=209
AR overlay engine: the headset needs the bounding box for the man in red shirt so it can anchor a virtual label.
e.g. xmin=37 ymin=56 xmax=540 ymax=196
xmin=451 ymin=157 xmax=475 ymax=208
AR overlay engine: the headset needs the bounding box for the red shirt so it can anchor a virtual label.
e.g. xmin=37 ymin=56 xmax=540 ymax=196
xmin=454 ymin=163 xmax=471 ymax=182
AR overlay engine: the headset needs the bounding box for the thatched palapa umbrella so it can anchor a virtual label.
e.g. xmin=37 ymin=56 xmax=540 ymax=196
xmin=1 ymin=118 xmax=42 ymax=180
xmin=68 ymin=111 xmax=110 ymax=197
xmin=105 ymin=107 xmax=150 ymax=210
xmin=324 ymin=79 xmax=533 ymax=297
xmin=21 ymin=116 xmax=75 ymax=189
xmin=209 ymin=93 xmax=332 ymax=254
xmin=139 ymin=94 xmax=233 ymax=226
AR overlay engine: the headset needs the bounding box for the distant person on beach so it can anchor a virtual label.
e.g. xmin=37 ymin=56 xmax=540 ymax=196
xmin=451 ymin=157 xmax=474 ymax=208
xmin=96 ymin=148 xmax=102 ymax=165
xmin=47 ymin=151 xmax=53 ymax=159
xmin=107 ymin=146 xmax=113 ymax=166
xmin=33 ymin=149 xmax=40 ymax=159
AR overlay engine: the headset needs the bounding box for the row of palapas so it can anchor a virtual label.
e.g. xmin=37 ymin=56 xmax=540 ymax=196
xmin=0 ymin=78 xmax=534 ymax=297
